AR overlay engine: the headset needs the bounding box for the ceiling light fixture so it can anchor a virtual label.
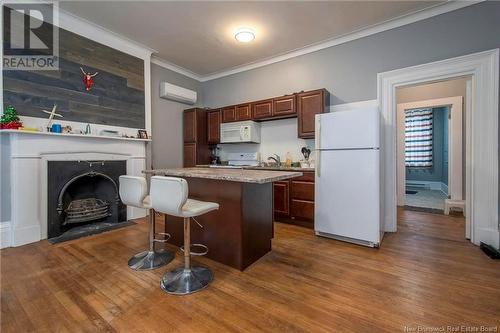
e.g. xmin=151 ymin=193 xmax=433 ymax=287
xmin=234 ymin=28 xmax=255 ymax=43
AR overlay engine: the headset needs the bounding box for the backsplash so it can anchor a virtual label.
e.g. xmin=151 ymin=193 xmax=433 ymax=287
xmin=218 ymin=118 xmax=315 ymax=164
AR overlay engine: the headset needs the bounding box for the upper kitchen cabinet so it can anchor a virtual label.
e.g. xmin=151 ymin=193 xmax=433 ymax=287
xmin=222 ymin=103 xmax=252 ymax=122
xmin=222 ymin=106 xmax=236 ymax=123
xmin=252 ymin=99 xmax=273 ymax=120
xmin=183 ymin=108 xmax=210 ymax=167
xmin=235 ymin=103 xmax=252 ymax=121
xmin=252 ymin=96 xmax=296 ymax=121
xmin=207 ymin=109 xmax=221 ymax=144
xmin=273 ymin=94 xmax=296 ymax=118
xmin=297 ymin=89 xmax=329 ymax=138
xmin=183 ymin=109 xmax=197 ymax=143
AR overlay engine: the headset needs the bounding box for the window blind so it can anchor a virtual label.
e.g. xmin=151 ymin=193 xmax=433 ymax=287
xmin=405 ymin=108 xmax=433 ymax=167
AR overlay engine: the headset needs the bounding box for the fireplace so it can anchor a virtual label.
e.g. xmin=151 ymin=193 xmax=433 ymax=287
xmin=47 ymin=160 xmax=129 ymax=242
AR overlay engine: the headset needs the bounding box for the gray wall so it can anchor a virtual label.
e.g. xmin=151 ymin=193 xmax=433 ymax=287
xmin=201 ymin=1 xmax=500 ymax=108
xmin=150 ymin=63 xmax=202 ymax=169
xmin=406 ymin=107 xmax=449 ymax=184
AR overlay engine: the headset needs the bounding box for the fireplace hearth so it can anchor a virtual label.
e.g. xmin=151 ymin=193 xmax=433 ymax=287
xmin=47 ymin=160 xmax=130 ymax=243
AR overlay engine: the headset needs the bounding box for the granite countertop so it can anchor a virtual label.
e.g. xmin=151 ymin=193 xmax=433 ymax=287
xmin=246 ymin=166 xmax=315 ymax=172
xmin=143 ymin=167 xmax=302 ymax=184
xmin=196 ymin=165 xmax=315 ymax=172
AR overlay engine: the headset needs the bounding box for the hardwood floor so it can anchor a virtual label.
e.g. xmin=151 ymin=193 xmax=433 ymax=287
xmin=1 ymin=210 xmax=499 ymax=332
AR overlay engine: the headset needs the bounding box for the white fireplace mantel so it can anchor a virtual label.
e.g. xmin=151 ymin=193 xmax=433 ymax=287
xmin=0 ymin=130 xmax=148 ymax=248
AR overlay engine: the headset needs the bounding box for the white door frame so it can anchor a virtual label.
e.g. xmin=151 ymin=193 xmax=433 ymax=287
xmin=378 ymin=49 xmax=499 ymax=247
xmin=396 ymin=96 xmax=463 ymax=206
xmin=465 ymin=79 xmax=472 ymax=239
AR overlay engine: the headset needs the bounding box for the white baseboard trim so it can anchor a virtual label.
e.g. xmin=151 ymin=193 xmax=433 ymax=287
xmin=406 ymin=180 xmax=442 ymax=190
xmin=475 ymin=227 xmax=500 ymax=248
xmin=12 ymin=225 xmax=41 ymax=247
xmin=0 ymin=222 xmax=12 ymax=249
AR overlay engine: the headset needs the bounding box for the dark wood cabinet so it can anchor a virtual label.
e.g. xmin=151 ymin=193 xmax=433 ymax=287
xmin=273 ymin=181 xmax=290 ymax=216
xmin=290 ymin=181 xmax=314 ymax=201
xmin=183 ymin=108 xmax=210 ymax=167
xmin=207 ymin=109 xmax=221 ymax=144
xmin=252 ymin=96 xmax=296 ymax=121
xmin=235 ymin=103 xmax=252 ymax=121
xmin=222 ymin=106 xmax=236 ymax=123
xmin=290 ymin=199 xmax=314 ymax=222
xmin=273 ymin=95 xmax=296 ymax=118
xmin=222 ymin=104 xmax=252 ymax=122
xmin=183 ymin=142 xmax=197 ymax=167
xmin=215 ymin=89 xmax=328 ymax=137
xmin=183 ymin=109 xmax=197 ymax=143
xmin=252 ymin=99 xmax=273 ymax=119
xmin=274 ymin=171 xmax=315 ymax=228
xmin=297 ymin=89 xmax=328 ymax=139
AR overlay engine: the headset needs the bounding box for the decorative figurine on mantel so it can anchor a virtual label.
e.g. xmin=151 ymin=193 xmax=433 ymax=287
xmin=0 ymin=105 xmax=23 ymax=129
xmin=41 ymin=104 xmax=63 ymax=131
xmin=80 ymin=67 xmax=98 ymax=91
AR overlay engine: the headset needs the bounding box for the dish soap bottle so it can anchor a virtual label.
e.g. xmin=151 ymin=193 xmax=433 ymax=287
xmin=285 ymin=152 xmax=292 ymax=168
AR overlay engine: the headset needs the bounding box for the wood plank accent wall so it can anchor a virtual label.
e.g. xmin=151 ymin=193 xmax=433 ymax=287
xmin=2 ymin=20 xmax=145 ymax=129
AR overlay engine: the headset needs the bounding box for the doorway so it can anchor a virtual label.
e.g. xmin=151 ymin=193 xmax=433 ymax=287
xmin=402 ymin=106 xmax=450 ymax=212
xmin=377 ymin=49 xmax=499 ymax=248
xmin=395 ymin=88 xmax=466 ymax=214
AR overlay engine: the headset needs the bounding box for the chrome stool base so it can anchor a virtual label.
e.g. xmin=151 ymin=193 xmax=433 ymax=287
xmin=160 ymin=266 xmax=213 ymax=295
xmin=128 ymin=249 xmax=174 ymax=271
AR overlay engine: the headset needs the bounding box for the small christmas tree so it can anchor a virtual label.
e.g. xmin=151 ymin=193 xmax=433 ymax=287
xmin=1 ymin=105 xmax=23 ymax=129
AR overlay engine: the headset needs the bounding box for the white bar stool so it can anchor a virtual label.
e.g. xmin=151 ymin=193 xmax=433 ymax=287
xmin=119 ymin=176 xmax=175 ymax=270
xmin=150 ymin=176 xmax=219 ymax=295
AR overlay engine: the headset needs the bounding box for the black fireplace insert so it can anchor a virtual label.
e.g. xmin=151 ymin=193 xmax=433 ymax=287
xmin=47 ymin=160 xmax=131 ymax=243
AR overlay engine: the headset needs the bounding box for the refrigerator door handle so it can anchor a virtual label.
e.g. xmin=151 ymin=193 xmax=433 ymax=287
xmin=315 ymin=115 xmax=321 ymax=178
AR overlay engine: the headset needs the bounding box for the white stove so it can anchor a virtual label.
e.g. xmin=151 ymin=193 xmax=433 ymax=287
xmin=227 ymin=152 xmax=260 ymax=167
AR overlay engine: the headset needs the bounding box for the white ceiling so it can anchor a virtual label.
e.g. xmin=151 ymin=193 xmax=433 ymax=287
xmin=60 ymin=1 xmax=446 ymax=77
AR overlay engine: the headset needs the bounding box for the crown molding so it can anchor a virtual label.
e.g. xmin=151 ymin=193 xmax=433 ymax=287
xmin=150 ymin=56 xmax=202 ymax=81
xmin=151 ymin=0 xmax=483 ymax=82
xmin=57 ymin=6 xmax=157 ymax=60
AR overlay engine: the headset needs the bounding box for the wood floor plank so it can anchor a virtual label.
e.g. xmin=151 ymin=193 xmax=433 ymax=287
xmin=1 ymin=209 xmax=499 ymax=332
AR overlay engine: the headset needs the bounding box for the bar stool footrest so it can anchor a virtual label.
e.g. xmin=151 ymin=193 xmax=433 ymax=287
xmin=180 ymin=243 xmax=208 ymax=256
xmin=154 ymin=232 xmax=171 ymax=243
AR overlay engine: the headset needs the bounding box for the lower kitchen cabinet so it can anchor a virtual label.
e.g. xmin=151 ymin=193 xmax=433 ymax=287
xmin=273 ymin=171 xmax=315 ymax=228
xmin=273 ymin=181 xmax=290 ymax=216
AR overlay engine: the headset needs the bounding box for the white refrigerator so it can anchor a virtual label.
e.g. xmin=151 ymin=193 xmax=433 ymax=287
xmin=314 ymin=106 xmax=382 ymax=247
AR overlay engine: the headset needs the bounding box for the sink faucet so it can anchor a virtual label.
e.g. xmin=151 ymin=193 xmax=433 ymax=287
xmin=267 ymin=154 xmax=281 ymax=165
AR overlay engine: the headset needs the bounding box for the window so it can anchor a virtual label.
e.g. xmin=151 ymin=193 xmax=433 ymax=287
xmin=405 ymin=108 xmax=433 ymax=167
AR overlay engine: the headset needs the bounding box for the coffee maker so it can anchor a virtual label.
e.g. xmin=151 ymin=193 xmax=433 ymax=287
xmin=210 ymin=146 xmax=220 ymax=165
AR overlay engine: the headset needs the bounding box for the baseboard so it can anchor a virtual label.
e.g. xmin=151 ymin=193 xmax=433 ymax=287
xmin=11 ymin=224 xmax=41 ymax=247
xmin=406 ymin=180 xmax=449 ymax=195
xmin=0 ymin=222 xmax=12 ymax=249
xmin=475 ymin=227 xmax=500 ymax=248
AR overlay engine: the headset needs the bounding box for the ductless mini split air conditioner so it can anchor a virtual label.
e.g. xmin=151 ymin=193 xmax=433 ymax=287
xmin=159 ymin=82 xmax=197 ymax=105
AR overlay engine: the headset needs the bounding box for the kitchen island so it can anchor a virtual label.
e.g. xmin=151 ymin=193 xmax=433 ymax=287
xmin=144 ymin=167 xmax=302 ymax=270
